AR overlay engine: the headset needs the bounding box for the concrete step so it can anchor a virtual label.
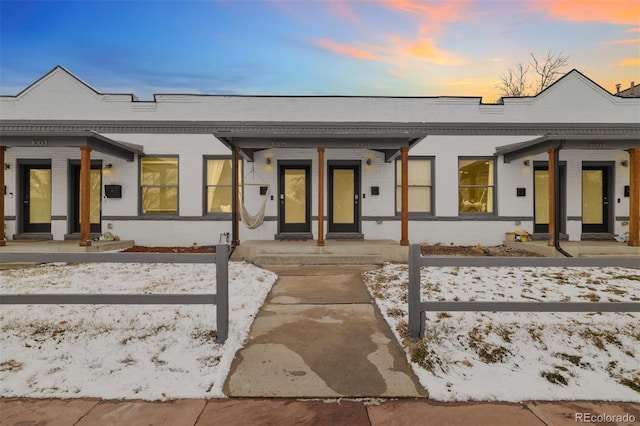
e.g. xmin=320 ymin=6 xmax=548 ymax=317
xmin=253 ymin=254 xmax=384 ymax=266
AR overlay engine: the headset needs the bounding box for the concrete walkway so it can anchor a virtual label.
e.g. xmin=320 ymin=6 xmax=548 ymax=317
xmin=224 ymin=265 xmax=426 ymax=398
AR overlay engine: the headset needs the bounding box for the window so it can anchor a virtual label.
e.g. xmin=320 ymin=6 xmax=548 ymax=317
xmin=140 ymin=157 xmax=178 ymax=214
xmin=205 ymin=158 xmax=242 ymax=213
xmin=396 ymin=157 xmax=433 ymax=213
xmin=458 ymin=158 xmax=494 ymax=213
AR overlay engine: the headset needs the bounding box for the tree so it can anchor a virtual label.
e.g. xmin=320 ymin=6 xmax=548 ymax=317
xmin=496 ymin=50 xmax=570 ymax=98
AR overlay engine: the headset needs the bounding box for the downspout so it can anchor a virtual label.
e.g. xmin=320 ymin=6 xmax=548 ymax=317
xmin=553 ymin=142 xmax=572 ymax=257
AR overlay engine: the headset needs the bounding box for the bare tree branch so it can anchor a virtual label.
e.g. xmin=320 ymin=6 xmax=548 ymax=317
xmin=530 ymin=50 xmax=570 ymax=93
xmin=496 ymin=50 xmax=570 ymax=100
xmin=496 ymin=62 xmax=530 ymax=97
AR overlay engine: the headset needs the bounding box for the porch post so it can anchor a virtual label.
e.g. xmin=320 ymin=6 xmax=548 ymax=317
xmin=317 ymin=147 xmax=325 ymax=246
xmin=0 ymin=146 xmax=6 ymax=246
xmin=400 ymin=146 xmax=409 ymax=246
xmin=547 ymin=148 xmax=556 ymax=247
xmin=232 ymin=145 xmax=240 ymax=246
xmin=629 ymin=148 xmax=640 ymax=247
xmin=79 ymin=146 xmax=92 ymax=247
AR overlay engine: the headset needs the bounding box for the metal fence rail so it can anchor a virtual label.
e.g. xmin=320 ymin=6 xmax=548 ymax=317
xmin=0 ymin=244 xmax=229 ymax=343
xmin=408 ymin=244 xmax=640 ymax=340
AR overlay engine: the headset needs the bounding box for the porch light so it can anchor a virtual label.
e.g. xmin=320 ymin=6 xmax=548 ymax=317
xmin=4 ymin=163 xmax=9 ymax=170
xmin=103 ymin=163 xmax=113 ymax=169
xmin=366 ymin=158 xmax=372 ymax=166
xmin=523 ymin=160 xmax=530 ymax=166
xmin=266 ymin=157 xmax=271 ymax=165
xmin=620 ymin=160 xmax=628 ymax=167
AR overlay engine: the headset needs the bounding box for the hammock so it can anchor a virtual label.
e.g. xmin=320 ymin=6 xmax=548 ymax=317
xmin=240 ymin=184 xmax=270 ymax=229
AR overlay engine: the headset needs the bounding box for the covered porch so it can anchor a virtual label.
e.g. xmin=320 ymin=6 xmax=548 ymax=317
xmin=496 ymin=134 xmax=640 ymax=248
xmin=0 ymin=131 xmax=143 ymax=247
xmin=215 ymin=125 xmax=427 ymax=248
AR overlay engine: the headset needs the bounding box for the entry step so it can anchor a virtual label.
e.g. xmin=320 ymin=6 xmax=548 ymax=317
xmin=253 ymin=254 xmax=384 ymax=266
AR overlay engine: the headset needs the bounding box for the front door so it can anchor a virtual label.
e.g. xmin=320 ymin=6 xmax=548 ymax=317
xmin=582 ymin=165 xmax=611 ymax=233
xmin=20 ymin=162 xmax=52 ymax=233
xmin=278 ymin=163 xmax=311 ymax=234
xmin=328 ymin=163 xmax=360 ymax=233
xmin=69 ymin=162 xmax=102 ymax=233
xmin=533 ymin=164 xmax=566 ymax=234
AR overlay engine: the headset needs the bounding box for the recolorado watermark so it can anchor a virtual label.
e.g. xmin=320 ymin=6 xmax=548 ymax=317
xmin=575 ymin=412 xmax=636 ymax=423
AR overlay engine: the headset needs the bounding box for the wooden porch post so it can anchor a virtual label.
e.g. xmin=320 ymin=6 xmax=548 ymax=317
xmin=547 ymin=148 xmax=556 ymax=247
xmin=0 ymin=146 xmax=6 ymax=246
xmin=400 ymin=146 xmax=409 ymax=246
xmin=629 ymin=148 xmax=640 ymax=247
xmin=317 ymin=147 xmax=325 ymax=246
xmin=79 ymin=146 xmax=92 ymax=247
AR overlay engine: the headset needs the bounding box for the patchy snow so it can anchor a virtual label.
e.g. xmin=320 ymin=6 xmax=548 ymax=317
xmin=0 ymin=261 xmax=277 ymax=400
xmin=363 ymin=264 xmax=640 ymax=402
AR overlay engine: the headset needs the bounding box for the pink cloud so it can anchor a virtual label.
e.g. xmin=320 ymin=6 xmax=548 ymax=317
xmin=314 ymin=38 xmax=380 ymax=60
xmin=602 ymin=38 xmax=640 ymax=45
xmin=328 ymin=0 xmax=360 ymax=23
xmin=380 ymin=0 xmax=475 ymax=33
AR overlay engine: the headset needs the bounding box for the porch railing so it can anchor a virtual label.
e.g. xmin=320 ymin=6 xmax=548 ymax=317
xmin=408 ymin=244 xmax=640 ymax=340
xmin=0 ymin=244 xmax=229 ymax=343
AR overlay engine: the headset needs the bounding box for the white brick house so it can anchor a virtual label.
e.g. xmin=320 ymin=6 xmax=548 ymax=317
xmin=0 ymin=66 xmax=638 ymax=248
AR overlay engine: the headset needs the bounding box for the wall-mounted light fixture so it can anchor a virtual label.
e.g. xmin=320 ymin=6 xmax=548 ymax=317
xmin=366 ymin=158 xmax=372 ymax=166
xmin=4 ymin=163 xmax=9 ymax=170
xmin=266 ymin=157 xmax=271 ymax=165
xmin=620 ymin=160 xmax=628 ymax=167
xmin=523 ymin=160 xmax=530 ymax=166
xmin=103 ymin=163 xmax=113 ymax=169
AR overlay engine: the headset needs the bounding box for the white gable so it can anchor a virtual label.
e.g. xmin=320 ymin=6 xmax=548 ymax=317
xmin=1 ymin=66 xmax=134 ymax=119
xmin=501 ymin=70 xmax=638 ymax=123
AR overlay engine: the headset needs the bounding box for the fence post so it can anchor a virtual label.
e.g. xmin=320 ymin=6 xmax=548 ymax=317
xmin=408 ymin=244 xmax=422 ymax=341
xmin=215 ymin=244 xmax=229 ymax=343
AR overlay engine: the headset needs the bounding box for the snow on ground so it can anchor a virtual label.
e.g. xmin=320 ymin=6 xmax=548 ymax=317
xmin=0 ymin=261 xmax=277 ymax=400
xmin=363 ymin=264 xmax=640 ymax=402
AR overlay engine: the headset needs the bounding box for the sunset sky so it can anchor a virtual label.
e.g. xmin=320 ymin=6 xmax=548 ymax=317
xmin=1 ymin=0 xmax=638 ymax=102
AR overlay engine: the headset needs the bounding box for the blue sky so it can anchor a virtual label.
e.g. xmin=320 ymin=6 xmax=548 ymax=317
xmin=1 ymin=0 xmax=638 ymax=101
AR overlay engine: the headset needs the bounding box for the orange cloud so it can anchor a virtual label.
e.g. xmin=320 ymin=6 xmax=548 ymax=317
xmin=314 ymin=38 xmax=380 ymax=60
xmin=602 ymin=38 xmax=640 ymax=45
xmin=627 ymin=28 xmax=640 ymax=33
xmin=619 ymin=58 xmax=640 ymax=66
xmin=531 ymin=0 xmax=640 ymax=25
xmin=401 ymin=38 xmax=465 ymax=65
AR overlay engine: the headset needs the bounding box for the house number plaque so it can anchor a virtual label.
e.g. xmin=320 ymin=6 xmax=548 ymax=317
xmin=31 ymin=139 xmax=48 ymax=146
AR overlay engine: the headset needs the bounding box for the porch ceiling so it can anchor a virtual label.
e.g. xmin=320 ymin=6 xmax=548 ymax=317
xmin=0 ymin=130 xmax=144 ymax=161
xmin=216 ymin=132 xmax=426 ymax=162
xmin=496 ymin=134 xmax=640 ymax=163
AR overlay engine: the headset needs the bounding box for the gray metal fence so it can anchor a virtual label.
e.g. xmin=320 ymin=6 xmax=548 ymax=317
xmin=0 ymin=244 xmax=229 ymax=343
xmin=408 ymin=244 xmax=640 ymax=340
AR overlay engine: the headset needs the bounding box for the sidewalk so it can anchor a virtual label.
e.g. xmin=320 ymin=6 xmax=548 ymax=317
xmin=2 ymin=397 xmax=638 ymax=425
